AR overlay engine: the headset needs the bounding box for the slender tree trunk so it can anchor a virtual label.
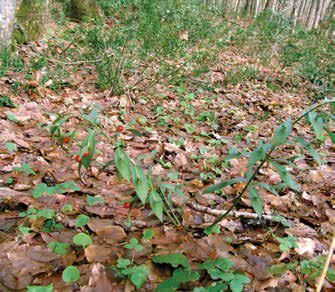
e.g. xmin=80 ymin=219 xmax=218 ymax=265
xmin=0 ymin=0 xmax=17 ymax=49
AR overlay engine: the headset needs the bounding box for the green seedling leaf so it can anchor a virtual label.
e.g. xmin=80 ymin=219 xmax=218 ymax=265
xmin=13 ymin=163 xmax=36 ymax=175
xmin=62 ymin=266 xmax=80 ymax=283
xmin=142 ymin=229 xmax=154 ymax=240
xmin=73 ymin=233 xmax=93 ymax=248
xmin=125 ymin=238 xmax=143 ymax=251
xmin=116 ymin=258 xmax=131 ymax=269
xmin=230 ymin=274 xmax=251 ymax=292
xmin=204 ymin=225 xmax=220 ymax=235
xmin=75 ymin=214 xmax=90 ymax=227
xmin=203 ymin=178 xmax=246 ymax=194
xmin=27 ymin=283 xmax=53 ymax=292
xmin=248 ymin=187 xmax=263 ymax=217
xmin=7 ymin=113 xmax=19 ymax=123
xmin=156 ymin=268 xmax=199 ymax=291
xmin=87 ymin=195 xmax=104 ymax=206
xmin=36 ymin=208 xmax=55 ymax=219
xmin=149 ymin=190 xmax=163 ymax=222
xmin=152 ymin=253 xmax=189 ymax=269
xmin=0 ymin=96 xmax=15 ymax=108
xmin=5 ymin=142 xmax=17 ymax=153
xmin=18 ymin=226 xmax=30 ymax=234
xmin=272 ymin=119 xmax=292 ymax=147
xmin=129 ymin=264 xmax=149 ymax=289
xmin=48 ymin=241 xmax=70 ymax=255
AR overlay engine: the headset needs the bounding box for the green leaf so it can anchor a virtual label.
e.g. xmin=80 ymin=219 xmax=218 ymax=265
xmin=72 ymin=233 xmax=93 ymax=248
xmin=36 ymin=208 xmax=55 ymax=219
xmin=115 ymin=147 xmax=132 ymax=181
xmin=272 ymin=162 xmax=299 ymax=191
xmin=132 ymin=165 xmax=149 ymax=204
xmin=204 ymin=225 xmax=220 ymax=236
xmin=62 ymin=266 xmax=80 ymax=283
xmin=13 ymin=163 xmax=36 ymax=175
xmin=272 ymin=119 xmax=292 ymax=147
xmin=184 ymin=123 xmax=195 ymax=134
xmin=75 ymin=214 xmax=90 ymax=227
xmin=325 ymin=127 xmax=335 ymax=143
xmin=167 ymin=172 xmax=179 ymax=181
xmin=156 ymin=268 xmax=199 ymax=292
xmin=257 ymin=182 xmax=280 ymax=196
xmin=149 ymin=190 xmax=163 ymax=222
xmin=247 ymin=145 xmax=266 ymax=169
xmin=7 ymin=113 xmax=19 ymax=123
xmin=27 ymin=283 xmax=53 ymax=292
xmin=116 ymin=258 xmax=131 ymax=269
xmin=268 ymin=263 xmax=289 ymax=274
xmin=129 ymin=264 xmax=149 ymax=289
xmin=203 ymin=178 xmax=246 ymax=194
xmin=48 ymin=241 xmax=70 ymax=255
xmin=293 ymin=136 xmax=322 ymax=166
xmin=308 ymin=112 xmax=324 ymax=140
xmin=80 ymin=129 xmax=96 ymax=170
xmin=230 ymin=274 xmax=250 ymax=292
xmin=125 ymin=238 xmax=143 ymax=251
xmin=248 ymin=187 xmax=263 ymax=217
xmin=5 ymin=142 xmax=17 ymax=153
xmin=18 ymin=226 xmax=30 ymax=234
xmin=152 ymin=253 xmax=189 ymax=269
xmin=86 ymin=195 xmax=104 ymax=206
xmin=61 ymin=204 xmax=73 ymax=213
xmin=0 ymin=96 xmax=15 ymax=108
xmin=142 ymin=229 xmax=154 ymax=240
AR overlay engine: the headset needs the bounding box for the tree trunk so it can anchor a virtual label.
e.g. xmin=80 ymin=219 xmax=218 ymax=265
xmin=205 ymin=0 xmax=334 ymax=30
xmin=0 ymin=0 xmax=17 ymax=49
xmin=70 ymin=0 xmax=100 ymax=21
xmin=14 ymin=0 xmax=49 ymax=44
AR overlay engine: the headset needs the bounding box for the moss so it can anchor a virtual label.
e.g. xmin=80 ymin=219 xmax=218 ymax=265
xmin=70 ymin=0 xmax=101 ymax=21
xmin=14 ymin=0 xmax=48 ymax=43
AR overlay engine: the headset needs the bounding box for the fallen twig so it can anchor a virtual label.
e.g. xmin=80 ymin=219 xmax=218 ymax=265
xmin=316 ymin=234 xmax=335 ymax=292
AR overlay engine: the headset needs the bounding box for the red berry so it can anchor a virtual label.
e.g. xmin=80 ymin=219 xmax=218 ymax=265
xmin=75 ymin=155 xmax=81 ymax=163
xmin=116 ymin=125 xmax=124 ymax=132
xmin=83 ymin=150 xmax=90 ymax=157
xmin=63 ymin=137 xmax=70 ymax=144
xmin=123 ymin=202 xmax=131 ymax=209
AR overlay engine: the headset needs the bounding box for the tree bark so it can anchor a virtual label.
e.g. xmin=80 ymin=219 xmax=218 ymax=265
xmin=0 ymin=0 xmax=17 ymax=49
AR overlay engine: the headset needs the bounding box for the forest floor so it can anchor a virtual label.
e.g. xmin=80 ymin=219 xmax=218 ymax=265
xmin=0 ymin=11 xmax=334 ymax=292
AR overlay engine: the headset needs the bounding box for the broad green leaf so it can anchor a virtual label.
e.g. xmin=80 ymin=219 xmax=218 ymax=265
xmin=129 ymin=264 xmax=149 ymax=289
xmin=7 ymin=113 xmax=19 ymax=123
xmin=142 ymin=229 xmax=154 ymax=240
xmin=27 ymin=283 xmax=53 ymax=292
xmin=116 ymin=258 xmax=131 ymax=269
xmin=203 ymin=178 xmax=246 ymax=194
xmin=62 ymin=266 xmax=80 ymax=283
xmin=248 ymin=187 xmax=263 ymax=217
xmin=0 ymin=96 xmax=15 ymax=108
xmin=272 ymin=119 xmax=292 ymax=147
xmin=132 ymin=165 xmax=149 ymax=204
xmin=152 ymin=253 xmax=189 ymax=269
xmin=48 ymin=241 xmax=70 ymax=255
xmin=115 ymin=147 xmax=131 ymax=181
xmin=18 ymin=226 xmax=30 ymax=234
xmin=230 ymin=274 xmax=250 ymax=292
xmin=61 ymin=204 xmax=73 ymax=213
xmin=36 ymin=208 xmax=55 ymax=219
xmin=308 ymin=112 xmax=324 ymax=140
xmin=272 ymin=162 xmax=299 ymax=191
xmin=13 ymin=163 xmax=36 ymax=175
xmin=72 ymin=233 xmax=92 ymax=248
xmin=149 ymin=190 xmax=163 ymax=222
xmin=75 ymin=214 xmax=90 ymax=227
xmin=156 ymin=268 xmax=199 ymax=292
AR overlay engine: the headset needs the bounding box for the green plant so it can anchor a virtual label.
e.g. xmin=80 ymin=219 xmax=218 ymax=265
xmin=62 ymin=265 xmax=80 ymax=283
xmin=72 ymin=232 xmax=93 ymax=248
xmin=0 ymin=96 xmax=15 ymax=108
xmin=205 ymin=98 xmax=335 ymax=226
xmin=13 ymin=163 xmax=36 ymax=175
xmin=26 ymin=283 xmax=53 ymax=292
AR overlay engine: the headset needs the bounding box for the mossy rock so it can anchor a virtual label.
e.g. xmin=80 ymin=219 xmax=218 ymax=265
xmin=70 ymin=0 xmax=101 ymax=21
xmin=14 ymin=0 xmax=48 ymax=44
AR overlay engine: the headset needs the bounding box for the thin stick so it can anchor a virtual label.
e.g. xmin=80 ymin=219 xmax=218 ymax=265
xmin=316 ymin=234 xmax=335 ymax=292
